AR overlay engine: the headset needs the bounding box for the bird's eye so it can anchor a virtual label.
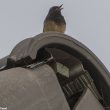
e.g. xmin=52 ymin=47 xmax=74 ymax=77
xmin=55 ymin=8 xmax=59 ymax=11
xmin=55 ymin=7 xmax=61 ymax=12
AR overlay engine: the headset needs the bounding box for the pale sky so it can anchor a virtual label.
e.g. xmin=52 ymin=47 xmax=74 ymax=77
xmin=0 ymin=0 xmax=110 ymax=71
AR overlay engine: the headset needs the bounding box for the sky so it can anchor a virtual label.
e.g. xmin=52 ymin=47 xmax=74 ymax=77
xmin=0 ymin=0 xmax=110 ymax=71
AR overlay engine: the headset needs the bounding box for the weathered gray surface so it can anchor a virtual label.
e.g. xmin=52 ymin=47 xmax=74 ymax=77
xmin=74 ymin=89 xmax=104 ymax=110
xmin=0 ymin=32 xmax=110 ymax=107
xmin=0 ymin=64 xmax=70 ymax=110
xmin=7 ymin=32 xmax=110 ymax=106
xmin=0 ymin=56 xmax=8 ymax=68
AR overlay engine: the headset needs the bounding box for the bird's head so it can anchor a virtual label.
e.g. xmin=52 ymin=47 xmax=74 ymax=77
xmin=48 ymin=4 xmax=63 ymax=16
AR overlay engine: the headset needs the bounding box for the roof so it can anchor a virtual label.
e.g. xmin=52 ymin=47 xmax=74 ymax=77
xmin=0 ymin=64 xmax=70 ymax=110
xmin=0 ymin=32 xmax=110 ymax=109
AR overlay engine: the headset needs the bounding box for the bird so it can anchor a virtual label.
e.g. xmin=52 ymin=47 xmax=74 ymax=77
xmin=43 ymin=4 xmax=66 ymax=33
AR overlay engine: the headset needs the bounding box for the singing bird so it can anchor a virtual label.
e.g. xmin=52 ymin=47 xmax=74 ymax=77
xmin=43 ymin=4 xmax=66 ymax=33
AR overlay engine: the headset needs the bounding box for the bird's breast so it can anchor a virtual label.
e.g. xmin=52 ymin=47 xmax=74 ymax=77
xmin=43 ymin=21 xmax=66 ymax=33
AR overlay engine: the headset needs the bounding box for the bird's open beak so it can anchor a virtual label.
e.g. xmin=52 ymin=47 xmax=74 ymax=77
xmin=58 ymin=4 xmax=63 ymax=11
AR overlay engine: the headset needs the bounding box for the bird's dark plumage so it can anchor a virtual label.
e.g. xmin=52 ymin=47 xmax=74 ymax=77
xmin=43 ymin=5 xmax=66 ymax=33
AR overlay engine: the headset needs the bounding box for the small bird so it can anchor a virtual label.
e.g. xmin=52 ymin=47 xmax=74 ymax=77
xmin=43 ymin=4 xmax=66 ymax=33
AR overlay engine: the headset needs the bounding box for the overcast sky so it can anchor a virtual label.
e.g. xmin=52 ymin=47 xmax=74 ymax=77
xmin=0 ymin=0 xmax=110 ymax=71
